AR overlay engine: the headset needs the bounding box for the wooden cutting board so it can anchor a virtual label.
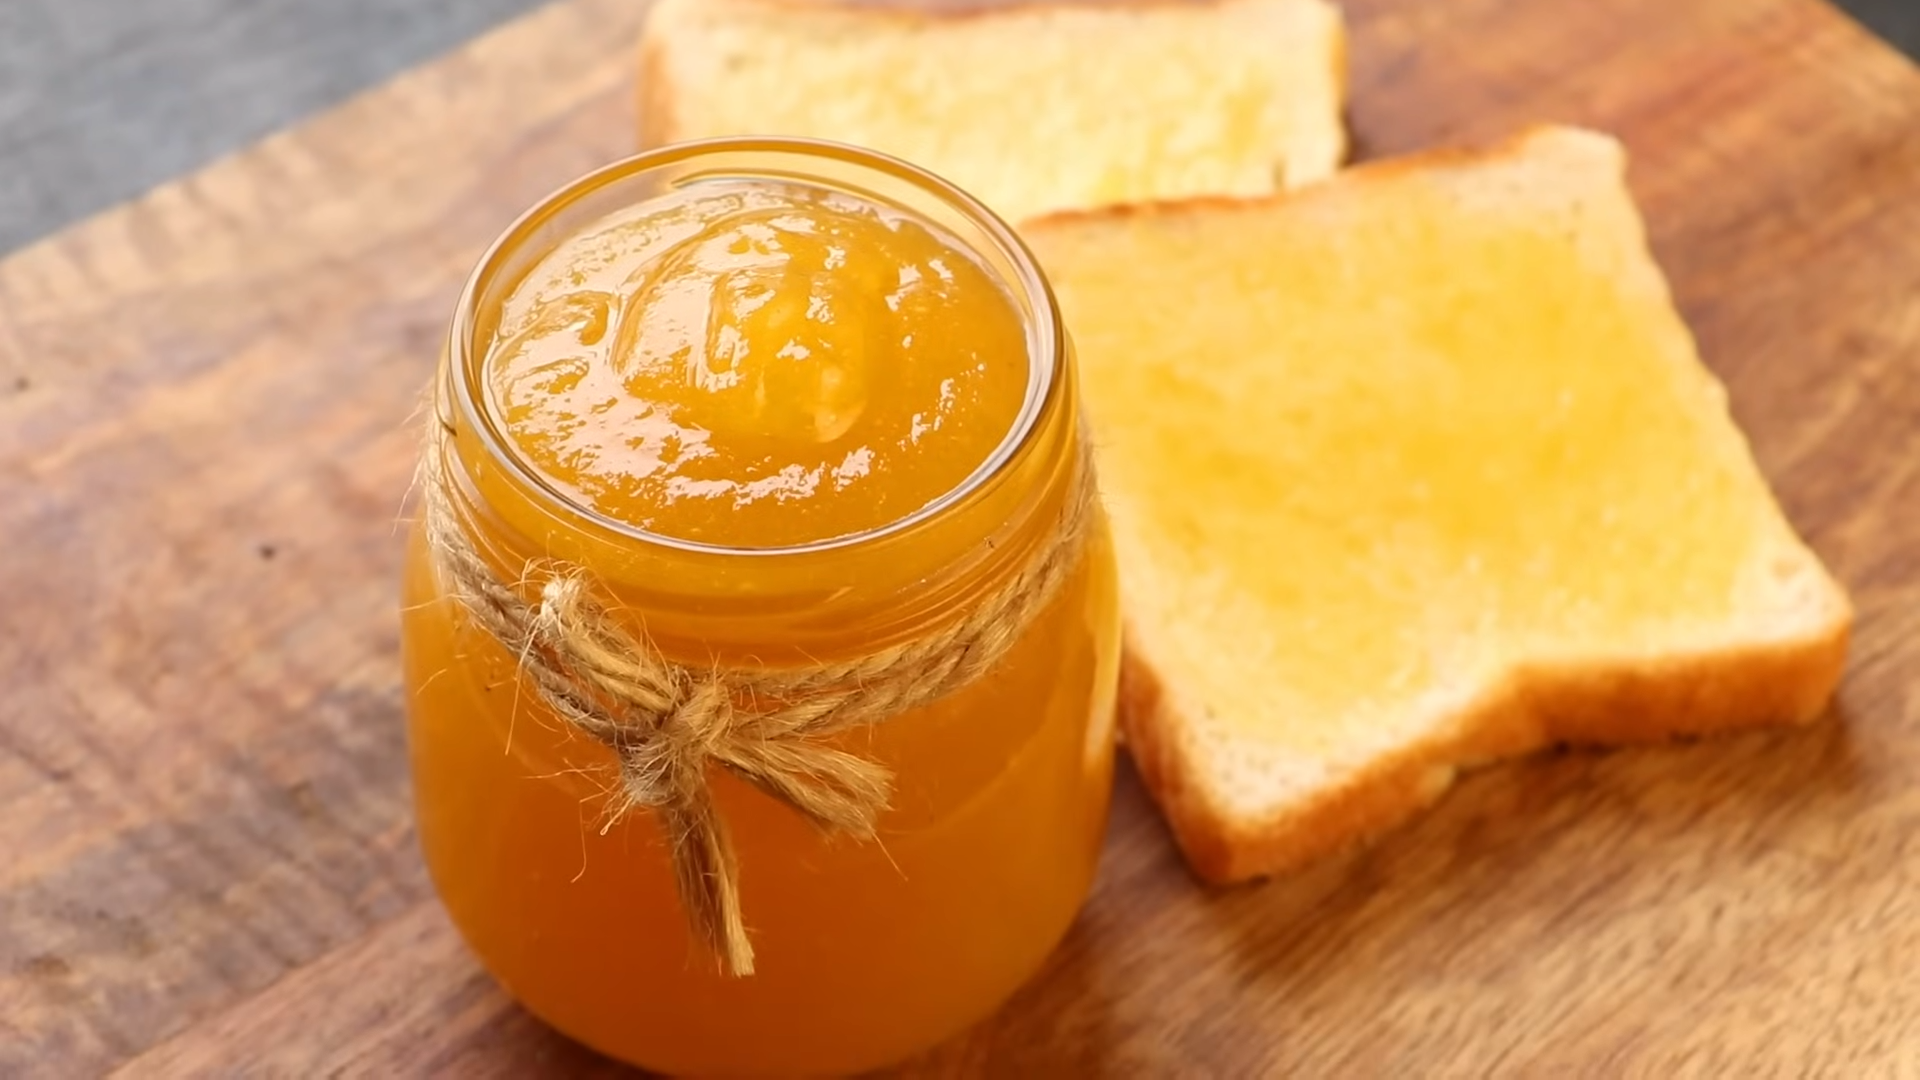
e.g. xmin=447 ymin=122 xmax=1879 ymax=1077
xmin=3 ymin=0 xmax=1917 ymax=1074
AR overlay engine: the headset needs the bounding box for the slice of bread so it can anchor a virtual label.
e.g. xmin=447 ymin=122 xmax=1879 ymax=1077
xmin=1022 ymin=126 xmax=1852 ymax=884
xmin=639 ymin=0 xmax=1346 ymax=224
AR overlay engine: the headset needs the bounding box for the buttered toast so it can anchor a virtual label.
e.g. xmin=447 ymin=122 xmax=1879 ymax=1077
xmin=1022 ymin=127 xmax=1851 ymax=882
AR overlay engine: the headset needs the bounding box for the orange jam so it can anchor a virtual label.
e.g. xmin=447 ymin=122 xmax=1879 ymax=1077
xmin=401 ymin=140 xmax=1119 ymax=1076
xmin=486 ymin=179 xmax=1031 ymax=548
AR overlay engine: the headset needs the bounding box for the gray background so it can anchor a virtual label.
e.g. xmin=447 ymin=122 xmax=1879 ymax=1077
xmin=1 ymin=0 xmax=1915 ymax=256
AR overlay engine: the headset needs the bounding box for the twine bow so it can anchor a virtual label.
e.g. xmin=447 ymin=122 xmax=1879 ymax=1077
xmin=421 ymin=424 xmax=1094 ymax=975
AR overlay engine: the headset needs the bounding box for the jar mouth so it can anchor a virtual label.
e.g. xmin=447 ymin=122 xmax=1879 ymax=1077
xmin=445 ymin=136 xmax=1064 ymax=559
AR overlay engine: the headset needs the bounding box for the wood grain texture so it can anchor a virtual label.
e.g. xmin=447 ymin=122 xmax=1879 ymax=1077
xmin=1 ymin=0 xmax=1916 ymax=1075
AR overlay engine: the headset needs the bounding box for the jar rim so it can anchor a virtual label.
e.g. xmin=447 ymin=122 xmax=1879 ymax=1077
xmin=443 ymin=136 xmax=1065 ymax=559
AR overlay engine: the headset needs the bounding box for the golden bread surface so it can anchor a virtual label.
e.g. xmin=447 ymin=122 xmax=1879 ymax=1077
xmin=1023 ymin=127 xmax=1851 ymax=881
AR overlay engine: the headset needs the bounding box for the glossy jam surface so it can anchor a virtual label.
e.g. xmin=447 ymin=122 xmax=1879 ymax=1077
xmin=404 ymin=161 xmax=1118 ymax=1076
xmin=483 ymin=180 xmax=1030 ymax=547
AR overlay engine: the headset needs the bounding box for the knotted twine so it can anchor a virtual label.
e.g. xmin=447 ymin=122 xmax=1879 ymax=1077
xmin=421 ymin=422 xmax=1095 ymax=975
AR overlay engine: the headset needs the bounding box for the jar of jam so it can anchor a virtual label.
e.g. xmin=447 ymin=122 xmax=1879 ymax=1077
xmin=400 ymin=139 xmax=1119 ymax=1075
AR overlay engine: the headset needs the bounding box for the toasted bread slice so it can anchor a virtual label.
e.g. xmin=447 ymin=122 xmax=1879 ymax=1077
xmin=639 ymin=0 xmax=1346 ymax=223
xmin=1022 ymin=126 xmax=1852 ymax=883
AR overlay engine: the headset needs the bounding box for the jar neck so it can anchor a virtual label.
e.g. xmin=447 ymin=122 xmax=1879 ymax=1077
xmin=433 ymin=344 xmax=1083 ymax=665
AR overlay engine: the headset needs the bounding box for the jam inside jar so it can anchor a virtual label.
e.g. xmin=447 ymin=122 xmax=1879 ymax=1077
xmin=401 ymin=139 xmax=1120 ymax=1076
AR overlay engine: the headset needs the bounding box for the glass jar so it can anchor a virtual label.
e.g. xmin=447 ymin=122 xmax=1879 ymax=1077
xmin=400 ymin=139 xmax=1120 ymax=1076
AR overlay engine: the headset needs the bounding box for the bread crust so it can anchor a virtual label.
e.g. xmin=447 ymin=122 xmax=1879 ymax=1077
xmin=1122 ymin=599 xmax=1851 ymax=885
xmin=1324 ymin=5 xmax=1350 ymax=171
